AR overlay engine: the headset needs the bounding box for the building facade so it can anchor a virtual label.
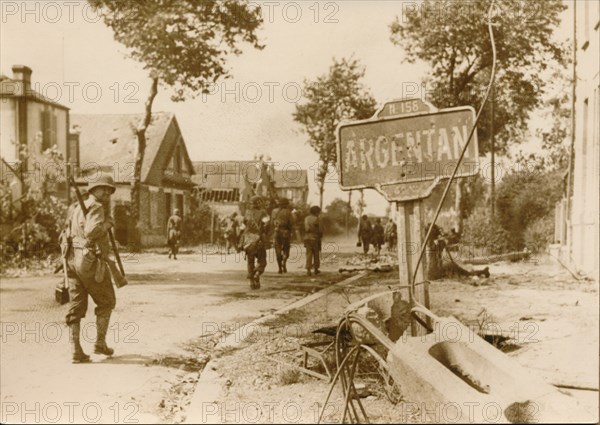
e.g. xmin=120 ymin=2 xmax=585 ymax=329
xmin=192 ymin=160 xmax=309 ymax=216
xmin=71 ymin=112 xmax=195 ymax=247
xmin=554 ymin=3 xmax=600 ymax=279
xmin=0 ymin=65 xmax=70 ymax=205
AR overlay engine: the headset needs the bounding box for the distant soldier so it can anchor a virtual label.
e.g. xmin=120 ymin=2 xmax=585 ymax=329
xmin=271 ymin=198 xmax=294 ymax=274
xmin=303 ymin=205 xmax=322 ymax=276
xmin=242 ymin=196 xmax=270 ymax=289
xmin=167 ymin=209 xmax=182 ymax=260
xmin=64 ymin=175 xmax=117 ymax=363
xmin=358 ymin=215 xmax=373 ymax=254
xmin=223 ymin=212 xmax=239 ymax=255
xmin=372 ymin=218 xmax=384 ymax=256
xmin=385 ymin=218 xmax=397 ymax=252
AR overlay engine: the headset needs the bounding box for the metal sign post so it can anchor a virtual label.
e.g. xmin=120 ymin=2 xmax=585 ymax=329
xmin=337 ymin=98 xmax=478 ymax=336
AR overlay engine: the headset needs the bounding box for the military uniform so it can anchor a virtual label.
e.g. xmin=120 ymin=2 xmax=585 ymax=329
xmin=372 ymin=220 xmax=384 ymax=255
xmin=167 ymin=210 xmax=182 ymax=259
xmin=358 ymin=216 xmax=373 ymax=254
xmin=64 ymin=176 xmax=116 ymax=363
xmin=223 ymin=213 xmax=239 ymax=254
xmin=303 ymin=206 xmax=322 ymax=276
xmin=243 ymin=197 xmax=269 ymax=289
xmin=271 ymin=199 xmax=294 ymax=273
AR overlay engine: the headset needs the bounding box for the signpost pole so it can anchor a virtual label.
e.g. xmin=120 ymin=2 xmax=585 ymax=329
xmin=396 ymin=199 xmax=430 ymax=337
xmin=337 ymin=97 xmax=477 ymax=338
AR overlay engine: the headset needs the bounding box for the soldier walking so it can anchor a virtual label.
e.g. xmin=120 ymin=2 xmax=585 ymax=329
xmin=358 ymin=215 xmax=373 ymax=255
xmin=167 ymin=208 xmax=182 ymax=259
xmin=242 ymin=196 xmax=270 ymax=289
xmin=385 ymin=217 xmax=397 ymax=252
xmin=271 ymin=198 xmax=294 ymax=273
xmin=223 ymin=212 xmax=239 ymax=255
xmin=303 ymin=205 xmax=322 ymax=276
xmin=63 ymin=175 xmax=117 ymax=363
xmin=372 ymin=218 xmax=384 ymax=256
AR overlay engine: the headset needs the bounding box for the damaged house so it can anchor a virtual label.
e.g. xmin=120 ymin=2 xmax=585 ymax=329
xmin=70 ymin=112 xmax=195 ymax=247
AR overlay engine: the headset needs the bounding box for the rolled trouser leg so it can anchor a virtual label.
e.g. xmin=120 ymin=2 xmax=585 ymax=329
xmin=69 ymin=322 xmax=90 ymax=363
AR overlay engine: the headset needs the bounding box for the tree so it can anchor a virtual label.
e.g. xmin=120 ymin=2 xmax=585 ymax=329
xmin=389 ymin=0 xmax=568 ymax=232
xmin=390 ymin=0 xmax=567 ymax=154
xmin=532 ymin=69 xmax=572 ymax=172
xmin=321 ymin=197 xmax=358 ymax=235
xmin=294 ymin=58 xmax=377 ymax=208
xmin=89 ymin=0 xmax=263 ymax=249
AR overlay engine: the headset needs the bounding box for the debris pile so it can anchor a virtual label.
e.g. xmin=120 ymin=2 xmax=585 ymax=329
xmin=339 ymin=253 xmax=398 ymax=273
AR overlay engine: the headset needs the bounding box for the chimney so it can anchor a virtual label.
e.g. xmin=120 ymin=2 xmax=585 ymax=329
xmin=12 ymin=65 xmax=32 ymax=92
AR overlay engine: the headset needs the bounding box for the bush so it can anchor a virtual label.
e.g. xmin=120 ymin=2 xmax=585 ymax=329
xmin=495 ymin=169 xmax=563 ymax=249
xmin=182 ymin=200 xmax=214 ymax=245
xmin=321 ymin=198 xmax=357 ymax=236
xmin=523 ymin=216 xmax=554 ymax=253
xmin=462 ymin=207 xmax=515 ymax=255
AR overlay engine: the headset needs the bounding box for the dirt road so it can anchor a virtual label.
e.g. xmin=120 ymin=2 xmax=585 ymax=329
xmin=0 ymin=245 xmax=345 ymax=424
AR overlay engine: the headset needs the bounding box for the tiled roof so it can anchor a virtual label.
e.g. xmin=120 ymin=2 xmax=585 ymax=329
xmin=71 ymin=112 xmax=173 ymax=183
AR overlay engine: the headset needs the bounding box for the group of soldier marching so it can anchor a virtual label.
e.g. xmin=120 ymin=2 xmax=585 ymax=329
xmin=226 ymin=195 xmax=323 ymax=289
xmin=58 ymin=178 xmax=322 ymax=363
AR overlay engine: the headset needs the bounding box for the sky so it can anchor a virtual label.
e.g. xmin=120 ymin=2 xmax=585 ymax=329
xmin=0 ymin=0 xmax=574 ymax=214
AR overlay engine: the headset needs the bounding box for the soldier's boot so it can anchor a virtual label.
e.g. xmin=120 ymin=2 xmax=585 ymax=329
xmin=253 ymin=270 xmax=261 ymax=289
xmin=282 ymin=256 xmax=288 ymax=273
xmin=277 ymin=258 xmax=283 ymax=274
xmin=69 ymin=323 xmax=90 ymax=364
xmin=94 ymin=314 xmax=114 ymax=356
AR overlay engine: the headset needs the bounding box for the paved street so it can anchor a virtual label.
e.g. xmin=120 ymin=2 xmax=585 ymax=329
xmin=0 ymin=244 xmax=346 ymax=424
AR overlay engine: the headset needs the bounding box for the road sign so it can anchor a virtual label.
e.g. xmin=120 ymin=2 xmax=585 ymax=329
xmin=377 ymin=98 xmax=434 ymax=118
xmin=336 ymin=106 xmax=478 ymax=201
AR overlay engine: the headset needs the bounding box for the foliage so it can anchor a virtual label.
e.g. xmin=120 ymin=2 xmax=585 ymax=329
xmin=320 ymin=198 xmax=358 ymax=236
xmin=390 ymin=0 xmax=568 ymax=155
xmin=523 ymin=216 xmax=554 ymax=253
xmin=461 ymin=207 xmax=514 ymax=254
xmin=495 ymin=169 xmax=563 ymax=249
xmin=89 ymin=0 xmax=264 ymax=248
xmin=1 ymin=142 xmax=67 ymax=268
xmin=181 ymin=195 xmax=214 ymax=245
xmin=513 ymin=68 xmax=572 ymax=172
xmin=294 ymin=58 xmax=377 ymax=207
xmin=89 ymin=0 xmax=264 ymax=102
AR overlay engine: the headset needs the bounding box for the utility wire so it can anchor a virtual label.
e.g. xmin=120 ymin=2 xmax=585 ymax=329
xmin=409 ymin=0 xmax=499 ymax=306
xmin=318 ymin=2 xmax=500 ymax=423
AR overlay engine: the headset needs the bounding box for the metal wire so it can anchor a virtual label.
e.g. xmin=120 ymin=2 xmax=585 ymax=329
xmin=409 ymin=0 xmax=499 ymax=310
xmin=319 ymin=2 xmax=500 ymax=422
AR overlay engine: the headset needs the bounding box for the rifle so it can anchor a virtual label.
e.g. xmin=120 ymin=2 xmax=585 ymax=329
xmin=69 ymin=176 xmax=127 ymax=287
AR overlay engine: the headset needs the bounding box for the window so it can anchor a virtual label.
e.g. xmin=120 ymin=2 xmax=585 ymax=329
xmin=40 ymin=108 xmax=57 ymax=151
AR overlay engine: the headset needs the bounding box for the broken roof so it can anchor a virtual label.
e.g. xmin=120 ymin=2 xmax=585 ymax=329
xmin=71 ymin=112 xmax=175 ymax=183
